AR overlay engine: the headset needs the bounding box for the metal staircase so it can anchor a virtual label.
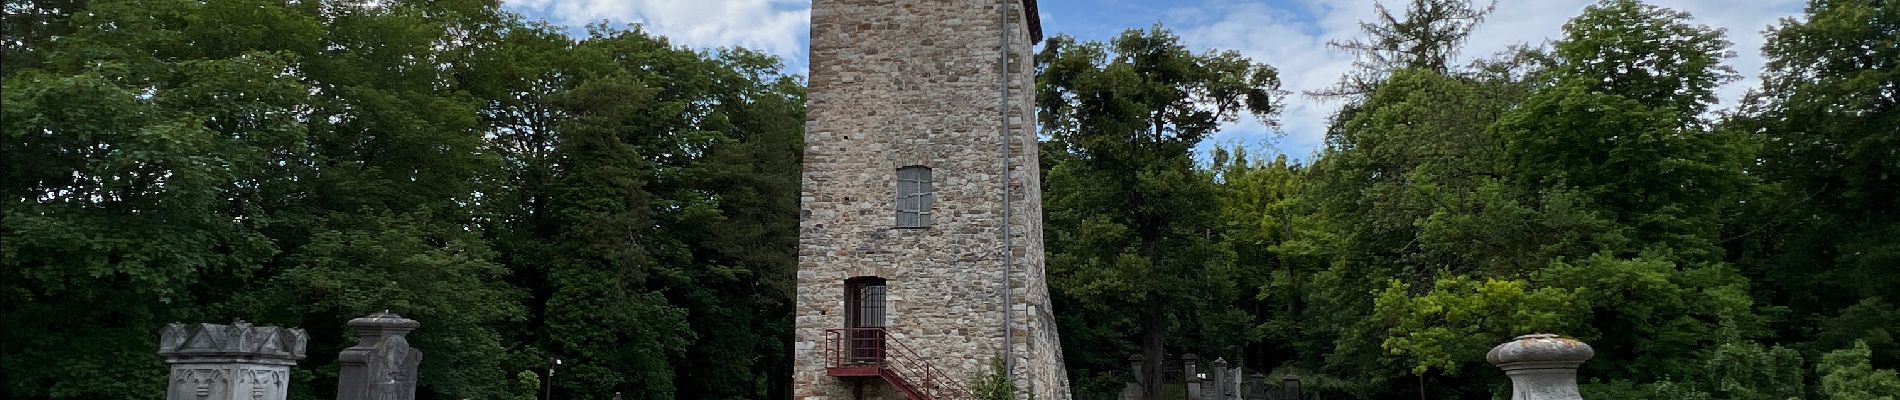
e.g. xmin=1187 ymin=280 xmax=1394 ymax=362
xmin=824 ymin=328 xmax=971 ymax=400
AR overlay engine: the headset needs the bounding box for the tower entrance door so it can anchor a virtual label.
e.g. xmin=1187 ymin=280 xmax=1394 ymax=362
xmin=844 ymin=277 xmax=887 ymax=365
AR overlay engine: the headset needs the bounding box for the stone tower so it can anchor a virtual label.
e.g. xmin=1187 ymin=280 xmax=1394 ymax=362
xmin=793 ymin=0 xmax=1069 ymax=399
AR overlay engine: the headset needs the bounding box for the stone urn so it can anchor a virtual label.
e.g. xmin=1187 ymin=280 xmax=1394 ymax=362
xmin=1487 ymin=333 xmax=1594 ymax=400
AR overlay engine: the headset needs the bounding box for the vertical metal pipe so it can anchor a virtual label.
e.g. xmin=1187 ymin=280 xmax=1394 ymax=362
xmin=997 ymin=0 xmax=1017 ymax=384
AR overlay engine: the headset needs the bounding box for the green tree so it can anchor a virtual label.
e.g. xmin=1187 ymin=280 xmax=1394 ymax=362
xmin=1370 ymin=277 xmax=1583 ymax=377
xmin=4 ymin=0 xmax=528 ymax=398
xmin=1728 ymin=0 xmax=1899 ymax=367
xmin=235 ymin=1 xmax=526 ymax=397
xmin=1038 ymin=26 xmax=1282 ymax=400
xmin=472 ymin=23 xmax=804 ymax=400
xmin=657 ymin=48 xmax=805 ymax=400
xmin=1300 ymin=68 xmax=1604 ymax=398
xmin=2 ymin=0 xmax=311 ymax=397
xmin=1484 ymin=3 xmax=1772 ymax=390
xmin=1819 ymin=342 xmax=1900 ymax=400
xmin=1551 ymin=0 xmax=1737 ymax=121
xmin=1315 ymin=0 xmax=1498 ymax=98
xmin=537 ymin=72 xmax=692 ymax=399
xmin=1496 ymin=0 xmax=1748 ymax=263
xmin=1697 ymin=342 xmax=1807 ymax=400
xmin=1210 ymin=147 xmax=1318 ymax=369
xmin=1297 ymin=1 xmax=1770 ymax=398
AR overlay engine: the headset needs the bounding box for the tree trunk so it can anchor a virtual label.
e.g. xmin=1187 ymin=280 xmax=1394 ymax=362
xmin=1140 ymin=297 xmax=1166 ymax=400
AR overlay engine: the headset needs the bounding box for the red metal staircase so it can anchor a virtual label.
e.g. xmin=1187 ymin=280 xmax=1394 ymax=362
xmin=824 ymin=328 xmax=971 ymax=400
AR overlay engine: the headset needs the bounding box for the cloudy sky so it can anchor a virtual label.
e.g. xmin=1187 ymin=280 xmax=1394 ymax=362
xmin=502 ymin=0 xmax=1809 ymax=159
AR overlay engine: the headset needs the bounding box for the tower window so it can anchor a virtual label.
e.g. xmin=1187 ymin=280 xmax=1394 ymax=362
xmin=895 ymin=166 xmax=932 ymax=228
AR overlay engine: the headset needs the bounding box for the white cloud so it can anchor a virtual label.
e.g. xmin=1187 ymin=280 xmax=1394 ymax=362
xmin=1174 ymin=0 xmax=1363 ymax=158
xmin=504 ymin=0 xmax=1806 ymax=158
xmin=1169 ymin=0 xmax=1805 ymax=158
xmin=505 ymin=0 xmax=812 ymax=67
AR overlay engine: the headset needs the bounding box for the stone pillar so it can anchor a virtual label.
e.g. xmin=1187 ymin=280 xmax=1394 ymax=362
xmin=1210 ymin=358 xmax=1230 ymax=400
xmin=1182 ymin=353 xmax=1202 ymax=400
xmin=158 ymin=320 xmax=308 ymax=400
xmin=336 ymin=312 xmax=422 ymax=400
xmin=1118 ymin=354 xmax=1147 ymax=400
xmin=1487 ymin=334 xmax=1594 ymax=400
xmin=1225 ymin=366 xmax=1243 ymax=400
xmin=1128 ymin=353 xmax=1146 ymax=388
xmin=1280 ymin=372 xmax=1301 ymax=400
xmin=1244 ymin=372 xmax=1267 ymax=400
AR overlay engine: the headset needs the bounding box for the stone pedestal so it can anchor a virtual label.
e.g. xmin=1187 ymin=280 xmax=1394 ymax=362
xmin=1182 ymin=353 xmax=1202 ymax=400
xmin=1280 ymin=372 xmax=1302 ymax=400
xmin=335 ymin=312 xmax=422 ymax=400
xmin=1487 ymin=334 xmax=1594 ymax=400
xmin=1210 ymin=358 xmax=1239 ymax=400
xmin=158 ymin=320 xmax=308 ymax=400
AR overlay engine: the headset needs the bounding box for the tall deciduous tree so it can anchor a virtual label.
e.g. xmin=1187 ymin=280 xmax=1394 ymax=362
xmin=474 ymin=24 xmax=804 ymax=400
xmin=1819 ymin=342 xmax=1900 ymax=399
xmin=1210 ymin=147 xmax=1318 ymax=370
xmin=5 ymin=0 xmax=528 ymax=398
xmin=2 ymin=0 xmax=313 ymax=395
xmin=1497 ymin=0 xmax=1748 ymax=263
xmin=1295 ymin=1 xmax=1768 ymax=397
xmin=3 ymin=2 xmax=805 ymax=399
xmin=1729 ymin=0 xmax=1899 ymax=368
xmin=1038 ymin=26 xmax=1282 ymax=400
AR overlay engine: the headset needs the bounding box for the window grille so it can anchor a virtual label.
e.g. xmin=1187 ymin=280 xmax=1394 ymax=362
xmin=845 ymin=277 xmax=887 ymax=328
xmin=895 ymin=166 xmax=932 ymax=228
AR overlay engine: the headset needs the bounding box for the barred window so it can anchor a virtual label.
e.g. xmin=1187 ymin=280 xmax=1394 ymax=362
xmin=846 ymin=277 xmax=887 ymax=328
xmin=895 ymin=166 xmax=932 ymax=228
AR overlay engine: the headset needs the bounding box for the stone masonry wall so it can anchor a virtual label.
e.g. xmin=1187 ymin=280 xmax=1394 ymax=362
xmin=794 ymin=1 xmax=1069 ymax=399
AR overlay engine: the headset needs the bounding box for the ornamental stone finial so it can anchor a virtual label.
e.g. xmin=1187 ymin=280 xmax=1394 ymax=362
xmin=158 ymin=320 xmax=306 ymax=400
xmin=1488 ymin=334 xmax=1594 ymax=400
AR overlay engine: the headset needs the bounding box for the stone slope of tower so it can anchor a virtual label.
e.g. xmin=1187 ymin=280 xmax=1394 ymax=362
xmin=792 ymin=0 xmax=1069 ymax=399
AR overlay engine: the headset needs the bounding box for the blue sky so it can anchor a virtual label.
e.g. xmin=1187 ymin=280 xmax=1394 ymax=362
xmin=502 ymin=0 xmax=1808 ymax=159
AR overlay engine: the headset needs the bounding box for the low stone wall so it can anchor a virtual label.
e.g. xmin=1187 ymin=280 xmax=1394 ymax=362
xmin=158 ymin=312 xmax=422 ymax=400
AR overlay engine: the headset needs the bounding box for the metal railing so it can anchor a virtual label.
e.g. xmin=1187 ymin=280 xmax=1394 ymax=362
xmin=824 ymin=328 xmax=971 ymax=400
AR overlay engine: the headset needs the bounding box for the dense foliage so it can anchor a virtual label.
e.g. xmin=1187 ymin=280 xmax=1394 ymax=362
xmin=1037 ymin=27 xmax=1282 ymax=399
xmin=1040 ymin=1 xmax=1899 ymax=400
xmin=2 ymin=1 xmax=800 ymax=399
xmin=3 ymin=0 xmax=1894 ymax=399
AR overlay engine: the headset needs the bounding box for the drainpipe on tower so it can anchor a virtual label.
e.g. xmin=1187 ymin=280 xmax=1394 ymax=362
xmin=997 ymin=0 xmax=1017 ymax=385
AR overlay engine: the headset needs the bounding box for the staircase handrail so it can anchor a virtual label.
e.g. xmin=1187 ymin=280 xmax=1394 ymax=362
xmin=824 ymin=328 xmax=972 ymax=400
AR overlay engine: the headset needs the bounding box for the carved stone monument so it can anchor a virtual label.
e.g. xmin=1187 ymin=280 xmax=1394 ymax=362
xmin=335 ymin=312 xmax=422 ymax=400
xmin=159 ymin=320 xmax=308 ymax=400
xmin=1488 ymin=334 xmax=1594 ymax=400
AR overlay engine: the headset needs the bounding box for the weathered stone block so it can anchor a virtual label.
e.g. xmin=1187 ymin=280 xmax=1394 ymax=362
xmin=335 ymin=312 xmax=422 ymax=400
xmin=158 ymin=320 xmax=307 ymax=400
